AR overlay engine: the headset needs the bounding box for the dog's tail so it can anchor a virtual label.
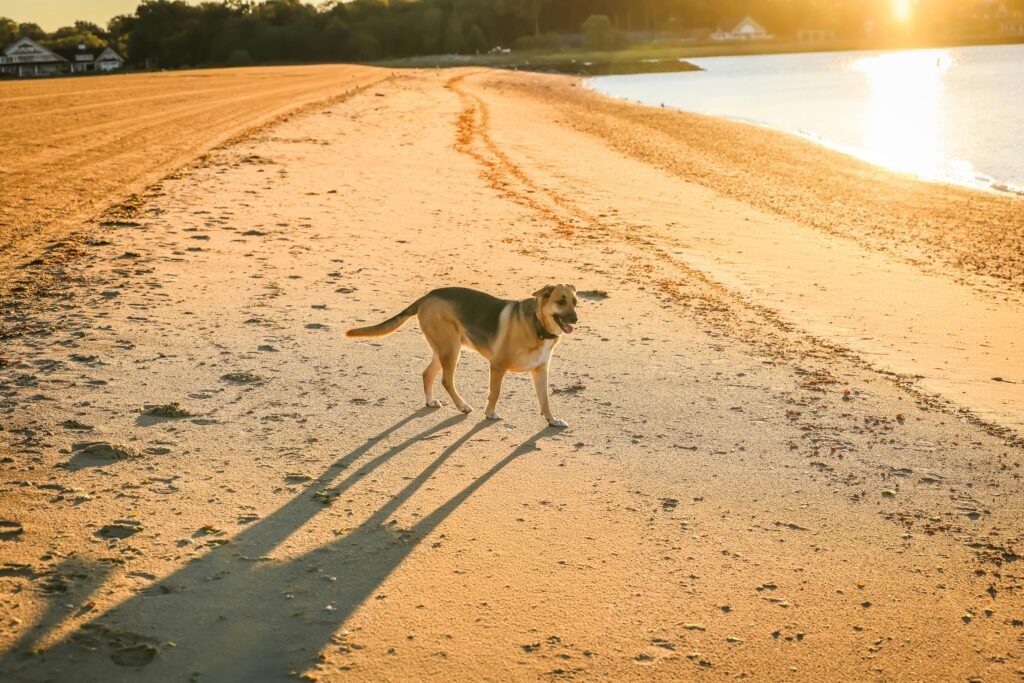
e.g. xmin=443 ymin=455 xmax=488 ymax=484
xmin=345 ymin=298 xmax=422 ymax=338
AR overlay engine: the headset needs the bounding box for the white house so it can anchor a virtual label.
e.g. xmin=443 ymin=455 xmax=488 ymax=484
xmin=94 ymin=46 xmax=126 ymax=71
xmin=57 ymin=44 xmax=127 ymax=73
xmin=0 ymin=36 xmax=67 ymax=77
xmin=0 ymin=36 xmax=125 ymax=77
xmin=710 ymin=16 xmax=774 ymax=41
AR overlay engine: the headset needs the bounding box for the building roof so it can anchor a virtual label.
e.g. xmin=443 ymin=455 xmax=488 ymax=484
xmin=54 ymin=45 xmax=102 ymax=61
xmin=2 ymin=36 xmax=66 ymax=63
xmin=730 ymin=16 xmax=769 ymax=34
xmin=96 ymin=46 xmax=126 ymax=62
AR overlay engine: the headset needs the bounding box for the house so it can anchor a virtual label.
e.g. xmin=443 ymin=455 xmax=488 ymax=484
xmin=55 ymin=44 xmax=127 ymax=73
xmin=0 ymin=36 xmax=67 ymax=77
xmin=0 ymin=36 xmax=125 ymax=77
xmin=710 ymin=16 xmax=773 ymax=41
xmin=94 ymin=47 xmax=126 ymax=71
xmin=797 ymin=28 xmax=837 ymax=42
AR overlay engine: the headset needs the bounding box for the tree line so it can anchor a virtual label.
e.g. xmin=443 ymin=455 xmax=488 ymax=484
xmin=2 ymin=0 xmax=1021 ymax=68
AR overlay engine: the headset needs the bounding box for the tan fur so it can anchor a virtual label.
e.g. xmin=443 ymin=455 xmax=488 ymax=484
xmin=348 ymin=284 xmax=579 ymax=427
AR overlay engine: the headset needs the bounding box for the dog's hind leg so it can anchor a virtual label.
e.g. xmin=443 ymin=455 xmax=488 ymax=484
xmin=439 ymin=347 xmax=472 ymax=414
xmin=423 ymin=354 xmax=442 ymax=408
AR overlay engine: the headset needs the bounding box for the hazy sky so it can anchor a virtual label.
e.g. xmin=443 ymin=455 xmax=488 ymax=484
xmin=0 ymin=1 xmax=198 ymax=32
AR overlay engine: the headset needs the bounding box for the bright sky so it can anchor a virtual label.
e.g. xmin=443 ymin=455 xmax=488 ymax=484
xmin=0 ymin=1 xmax=197 ymax=32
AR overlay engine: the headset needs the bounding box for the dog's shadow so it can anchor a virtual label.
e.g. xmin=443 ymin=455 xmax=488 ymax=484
xmin=1 ymin=410 xmax=557 ymax=681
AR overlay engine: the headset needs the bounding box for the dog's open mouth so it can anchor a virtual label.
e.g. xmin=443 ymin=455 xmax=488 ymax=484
xmin=554 ymin=314 xmax=576 ymax=334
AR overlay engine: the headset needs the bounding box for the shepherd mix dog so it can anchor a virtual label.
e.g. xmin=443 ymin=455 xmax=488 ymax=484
xmin=346 ymin=284 xmax=579 ymax=427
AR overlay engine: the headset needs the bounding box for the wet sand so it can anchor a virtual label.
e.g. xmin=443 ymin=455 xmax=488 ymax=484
xmin=1 ymin=68 xmax=1022 ymax=681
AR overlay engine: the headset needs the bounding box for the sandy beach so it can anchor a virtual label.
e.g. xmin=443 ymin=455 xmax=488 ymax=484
xmin=0 ymin=65 xmax=390 ymax=269
xmin=1 ymin=66 xmax=1022 ymax=681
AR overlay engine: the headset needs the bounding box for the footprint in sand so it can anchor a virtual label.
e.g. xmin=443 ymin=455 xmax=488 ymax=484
xmin=140 ymin=403 xmax=194 ymax=418
xmin=220 ymin=371 xmax=263 ymax=384
xmin=95 ymin=521 xmax=143 ymax=539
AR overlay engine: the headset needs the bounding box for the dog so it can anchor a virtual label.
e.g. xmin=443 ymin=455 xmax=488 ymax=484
xmin=346 ymin=284 xmax=579 ymax=427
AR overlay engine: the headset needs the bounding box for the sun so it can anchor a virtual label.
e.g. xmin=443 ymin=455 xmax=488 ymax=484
xmin=892 ymin=0 xmax=913 ymax=23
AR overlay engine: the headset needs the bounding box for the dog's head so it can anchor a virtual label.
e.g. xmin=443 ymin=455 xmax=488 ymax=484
xmin=533 ymin=284 xmax=578 ymax=335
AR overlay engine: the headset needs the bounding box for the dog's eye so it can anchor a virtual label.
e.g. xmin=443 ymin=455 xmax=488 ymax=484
xmin=557 ymin=299 xmax=566 ymax=305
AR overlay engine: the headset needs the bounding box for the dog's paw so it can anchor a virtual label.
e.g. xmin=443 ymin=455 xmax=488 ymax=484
xmin=547 ymin=417 xmax=569 ymax=428
xmin=458 ymin=404 xmax=474 ymax=414
xmin=425 ymin=399 xmax=441 ymax=408
xmin=485 ymin=411 xmax=503 ymax=421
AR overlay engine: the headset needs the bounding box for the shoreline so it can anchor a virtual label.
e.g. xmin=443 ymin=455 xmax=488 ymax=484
xmin=539 ymin=72 xmax=1024 ymax=294
xmin=585 ymin=43 xmax=1024 ymax=200
xmin=587 ymin=79 xmax=1024 ymax=199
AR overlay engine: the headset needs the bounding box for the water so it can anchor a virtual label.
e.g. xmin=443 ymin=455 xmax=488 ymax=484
xmin=588 ymin=45 xmax=1024 ymax=195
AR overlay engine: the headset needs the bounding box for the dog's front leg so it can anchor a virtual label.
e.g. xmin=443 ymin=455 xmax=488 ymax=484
xmin=530 ymin=363 xmax=567 ymax=428
xmin=485 ymin=365 xmax=507 ymax=420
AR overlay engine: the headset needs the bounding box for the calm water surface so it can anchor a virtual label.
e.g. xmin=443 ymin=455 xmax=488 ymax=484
xmin=588 ymin=45 xmax=1024 ymax=194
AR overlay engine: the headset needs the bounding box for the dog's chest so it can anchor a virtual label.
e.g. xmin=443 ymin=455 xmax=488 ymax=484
xmin=514 ymin=339 xmax=554 ymax=372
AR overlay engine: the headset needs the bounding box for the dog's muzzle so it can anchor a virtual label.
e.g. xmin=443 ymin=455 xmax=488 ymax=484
xmin=554 ymin=313 xmax=577 ymax=334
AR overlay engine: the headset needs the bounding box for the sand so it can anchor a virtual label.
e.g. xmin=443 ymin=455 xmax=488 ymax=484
xmin=0 ymin=64 xmax=390 ymax=270
xmin=0 ymin=67 xmax=1022 ymax=681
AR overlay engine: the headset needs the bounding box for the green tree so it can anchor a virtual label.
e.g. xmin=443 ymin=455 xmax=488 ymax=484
xmin=351 ymin=28 xmax=380 ymax=60
xmin=16 ymin=22 xmax=47 ymax=41
xmin=419 ymin=6 xmax=443 ymax=54
xmin=43 ymin=29 xmax=106 ymax=51
xmin=581 ymin=14 xmax=627 ymax=50
xmin=442 ymin=12 xmax=464 ymax=54
xmin=74 ymin=20 xmax=108 ymax=39
xmin=526 ymin=0 xmax=547 ymax=36
xmin=0 ymin=17 xmax=17 ymax=46
xmin=107 ymin=14 xmax=136 ymax=57
xmin=226 ymin=47 xmax=253 ymax=65
xmin=128 ymin=0 xmax=203 ymax=67
xmin=466 ymin=23 xmax=488 ymax=53
xmin=257 ymin=0 xmax=314 ymax=27
xmin=322 ymin=16 xmax=352 ymax=60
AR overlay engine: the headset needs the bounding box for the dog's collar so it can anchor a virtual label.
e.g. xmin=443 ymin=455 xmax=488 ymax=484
xmin=534 ymin=314 xmax=558 ymax=341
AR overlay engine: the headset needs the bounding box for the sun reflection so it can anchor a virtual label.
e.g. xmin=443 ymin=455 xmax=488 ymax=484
xmin=892 ymin=0 xmax=913 ymax=23
xmin=852 ymin=50 xmax=952 ymax=178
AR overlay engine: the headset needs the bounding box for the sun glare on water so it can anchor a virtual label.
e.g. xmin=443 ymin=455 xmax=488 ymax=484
xmin=892 ymin=0 xmax=913 ymax=23
xmin=852 ymin=50 xmax=954 ymax=179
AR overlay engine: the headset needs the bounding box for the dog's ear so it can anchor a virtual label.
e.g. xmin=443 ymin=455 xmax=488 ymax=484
xmin=533 ymin=285 xmax=555 ymax=299
xmin=566 ymin=284 xmax=576 ymax=292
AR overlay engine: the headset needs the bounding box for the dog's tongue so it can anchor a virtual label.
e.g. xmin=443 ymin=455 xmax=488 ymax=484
xmin=563 ymin=323 xmax=575 ymax=334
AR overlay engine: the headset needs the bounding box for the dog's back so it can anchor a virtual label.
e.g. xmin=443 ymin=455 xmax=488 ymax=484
xmin=347 ymin=287 xmax=511 ymax=345
xmin=425 ymin=287 xmax=510 ymax=350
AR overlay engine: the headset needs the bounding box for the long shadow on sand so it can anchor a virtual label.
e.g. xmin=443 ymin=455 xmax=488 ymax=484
xmin=1 ymin=409 xmax=555 ymax=682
